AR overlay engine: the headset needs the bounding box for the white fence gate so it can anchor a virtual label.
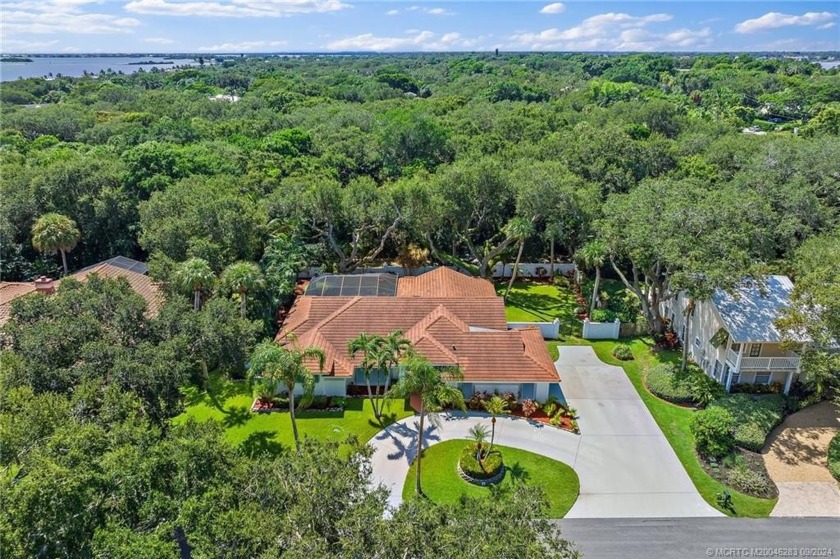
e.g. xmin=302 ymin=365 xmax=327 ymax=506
xmin=581 ymin=318 xmax=621 ymax=340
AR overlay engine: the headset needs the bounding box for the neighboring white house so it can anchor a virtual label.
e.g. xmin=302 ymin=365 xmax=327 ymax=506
xmin=663 ymin=275 xmax=804 ymax=394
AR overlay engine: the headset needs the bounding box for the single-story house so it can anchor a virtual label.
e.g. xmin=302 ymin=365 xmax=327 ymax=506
xmin=0 ymin=256 xmax=162 ymax=325
xmin=276 ymin=267 xmax=561 ymax=400
xmin=663 ymin=275 xmax=804 ymax=394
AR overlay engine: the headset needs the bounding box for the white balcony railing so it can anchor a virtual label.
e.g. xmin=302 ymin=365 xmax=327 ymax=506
xmin=739 ymin=356 xmax=800 ymax=370
xmin=726 ymin=348 xmax=739 ymax=366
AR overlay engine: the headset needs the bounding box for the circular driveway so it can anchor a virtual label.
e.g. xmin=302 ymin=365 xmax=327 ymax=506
xmin=367 ymin=346 xmax=721 ymax=518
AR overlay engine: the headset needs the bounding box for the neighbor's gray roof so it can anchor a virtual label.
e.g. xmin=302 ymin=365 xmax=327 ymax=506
xmin=711 ymin=275 xmax=795 ymax=343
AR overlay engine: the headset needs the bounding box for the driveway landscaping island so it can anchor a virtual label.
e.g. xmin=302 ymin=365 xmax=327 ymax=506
xmin=402 ymin=439 xmax=580 ymax=518
xmin=368 ymin=346 xmax=721 ymax=518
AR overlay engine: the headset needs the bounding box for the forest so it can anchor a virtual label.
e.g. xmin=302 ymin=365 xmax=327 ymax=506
xmin=1 ymin=52 xmax=839 ymax=557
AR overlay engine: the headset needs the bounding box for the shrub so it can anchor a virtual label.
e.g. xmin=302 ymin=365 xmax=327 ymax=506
xmin=829 ymin=432 xmax=840 ymax=483
xmin=253 ymin=381 xmax=277 ymax=403
xmin=645 ymin=363 xmax=694 ymax=403
xmin=543 ymin=402 xmax=557 ymax=418
xmin=331 ymin=396 xmax=347 ymax=409
xmin=653 ymin=326 xmax=681 ymax=350
xmin=521 ymin=398 xmax=538 ymax=418
xmin=467 ymin=391 xmax=489 ymax=411
xmin=612 ymin=343 xmax=634 ymax=361
xmin=709 ymin=394 xmax=786 ymax=452
xmin=498 ymin=391 xmax=517 ymax=408
xmin=553 ymin=275 xmax=572 ymax=289
xmin=726 ymin=460 xmax=773 ymax=495
xmin=687 ymin=371 xmax=725 ymax=407
xmin=691 ymin=407 xmax=735 ymax=459
xmin=590 ymin=308 xmax=616 ymax=323
xmin=459 ymin=443 xmax=504 ymax=480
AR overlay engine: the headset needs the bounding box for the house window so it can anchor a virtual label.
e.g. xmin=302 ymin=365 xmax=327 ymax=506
xmin=694 ymin=337 xmax=701 ymax=348
xmin=680 ymin=325 xmax=686 ymax=341
xmin=731 ymin=343 xmax=741 ymax=352
xmin=749 ymin=344 xmax=761 ymax=357
xmin=713 ymin=360 xmax=722 ymax=380
xmin=755 ymin=372 xmax=771 ymax=385
xmin=732 ymin=372 xmax=740 ymax=385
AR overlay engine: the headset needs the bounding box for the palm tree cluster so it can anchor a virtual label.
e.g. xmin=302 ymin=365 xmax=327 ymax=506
xmin=173 ymin=257 xmax=265 ymax=315
xmin=347 ymin=330 xmax=412 ymax=425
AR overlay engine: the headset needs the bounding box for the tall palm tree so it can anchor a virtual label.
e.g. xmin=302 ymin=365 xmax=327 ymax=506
xmin=221 ymin=261 xmax=265 ymax=317
xmin=375 ymin=330 xmax=412 ymax=417
xmin=503 ymin=217 xmax=535 ymax=301
xmin=31 ymin=213 xmax=80 ymax=275
xmin=387 ymin=356 xmax=465 ymax=496
xmin=348 ymin=332 xmax=384 ymax=420
xmin=249 ymin=340 xmax=325 ymax=452
xmin=483 ymin=395 xmax=509 ymax=453
xmin=174 ymin=258 xmax=215 ymax=311
xmin=577 ymin=240 xmax=608 ymax=316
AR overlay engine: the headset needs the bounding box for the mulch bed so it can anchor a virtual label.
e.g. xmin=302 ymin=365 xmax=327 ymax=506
xmin=699 ymin=448 xmax=779 ymax=499
xmin=509 ymin=407 xmax=579 ymax=434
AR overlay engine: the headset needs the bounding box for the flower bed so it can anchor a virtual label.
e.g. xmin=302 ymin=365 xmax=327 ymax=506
xmin=510 ymin=404 xmax=580 ymax=434
xmin=700 ymin=449 xmax=778 ymax=499
xmin=250 ymin=395 xmax=346 ymax=414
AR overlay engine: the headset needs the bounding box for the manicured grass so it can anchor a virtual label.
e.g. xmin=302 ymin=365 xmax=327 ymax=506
xmin=829 ymin=431 xmax=840 ymax=483
xmin=583 ymin=338 xmax=777 ymax=518
xmin=402 ymin=439 xmax=580 ymax=518
xmin=496 ymin=280 xmax=580 ymax=332
xmin=176 ymin=378 xmax=414 ymax=456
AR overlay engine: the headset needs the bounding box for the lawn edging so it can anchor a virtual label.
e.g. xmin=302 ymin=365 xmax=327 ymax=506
xmin=586 ymin=339 xmax=777 ymax=517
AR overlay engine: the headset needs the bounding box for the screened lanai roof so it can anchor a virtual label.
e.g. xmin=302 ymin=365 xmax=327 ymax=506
xmin=305 ymin=273 xmax=398 ymax=297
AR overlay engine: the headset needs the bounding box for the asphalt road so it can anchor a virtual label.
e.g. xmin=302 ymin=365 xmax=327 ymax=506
xmin=556 ymin=517 xmax=840 ymax=559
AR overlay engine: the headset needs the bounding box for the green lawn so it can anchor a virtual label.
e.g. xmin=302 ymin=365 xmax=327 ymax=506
xmin=402 ymin=439 xmax=580 ymax=518
xmin=175 ymin=378 xmax=414 ymax=456
xmin=581 ymin=338 xmax=777 ymax=517
xmin=496 ymin=280 xmax=581 ymax=336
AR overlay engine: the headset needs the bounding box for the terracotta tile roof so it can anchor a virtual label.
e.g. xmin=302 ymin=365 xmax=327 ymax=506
xmin=0 ymin=283 xmax=37 ymax=325
xmin=277 ymin=268 xmax=558 ymax=384
xmin=0 ymin=259 xmax=163 ymax=325
xmin=72 ymin=263 xmax=163 ymax=317
xmin=397 ymin=267 xmax=496 ymax=298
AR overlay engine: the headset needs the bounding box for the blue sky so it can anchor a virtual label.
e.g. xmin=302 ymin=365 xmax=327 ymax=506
xmin=2 ymin=1 xmax=838 ymax=53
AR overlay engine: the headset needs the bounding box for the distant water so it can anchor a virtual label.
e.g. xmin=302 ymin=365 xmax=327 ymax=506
xmin=819 ymin=61 xmax=840 ymax=70
xmin=0 ymin=56 xmax=200 ymax=81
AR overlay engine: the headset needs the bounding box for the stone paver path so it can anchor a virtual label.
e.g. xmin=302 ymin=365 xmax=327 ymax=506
xmin=762 ymin=401 xmax=840 ymax=517
xmin=367 ymin=346 xmax=721 ymax=518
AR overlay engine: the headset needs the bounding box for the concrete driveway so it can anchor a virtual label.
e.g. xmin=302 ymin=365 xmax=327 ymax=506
xmin=367 ymin=345 xmax=721 ymax=518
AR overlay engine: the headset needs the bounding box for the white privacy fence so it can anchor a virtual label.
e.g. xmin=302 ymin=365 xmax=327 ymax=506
xmin=508 ymin=319 xmax=561 ymax=340
xmin=581 ymin=318 xmax=621 ymax=340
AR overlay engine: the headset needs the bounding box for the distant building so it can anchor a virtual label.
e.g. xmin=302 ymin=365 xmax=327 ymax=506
xmin=0 ymin=256 xmax=162 ymax=325
xmin=208 ymin=94 xmax=240 ymax=103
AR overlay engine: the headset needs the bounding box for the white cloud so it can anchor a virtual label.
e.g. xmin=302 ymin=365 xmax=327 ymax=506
xmin=1 ymin=0 xmax=140 ymax=35
xmin=510 ymin=12 xmax=676 ymax=50
xmin=735 ymin=11 xmax=836 ymax=34
xmin=125 ymin=0 xmax=351 ymax=18
xmin=507 ymin=12 xmax=713 ymax=51
xmin=144 ymin=36 xmax=175 ymax=44
xmin=386 ymin=9 xmax=398 ymax=15
xmin=197 ymin=40 xmax=288 ymax=51
xmin=539 ymin=3 xmax=565 ymax=15
xmin=326 ymin=30 xmax=483 ymax=51
xmin=404 ymin=5 xmax=455 ymax=16
xmin=1 ymin=38 xmax=60 ymax=52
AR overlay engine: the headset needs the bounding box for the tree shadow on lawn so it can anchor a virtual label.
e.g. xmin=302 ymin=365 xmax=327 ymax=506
xmin=381 ymin=420 xmax=441 ymax=463
xmin=222 ymin=405 xmax=251 ymax=428
xmin=240 ymin=430 xmax=286 ymax=458
xmin=505 ymin=461 xmax=531 ymax=484
xmin=504 ymin=290 xmax=573 ymax=322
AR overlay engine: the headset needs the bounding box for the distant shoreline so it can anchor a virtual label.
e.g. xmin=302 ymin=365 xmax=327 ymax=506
xmin=1 ymin=57 xmax=33 ymax=63
xmin=126 ymin=60 xmax=175 ymax=65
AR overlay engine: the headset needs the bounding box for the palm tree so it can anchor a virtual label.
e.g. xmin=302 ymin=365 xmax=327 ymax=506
xmin=503 ymin=217 xmax=535 ymax=301
xmin=468 ymin=424 xmax=490 ymax=461
xmin=249 ymin=340 xmax=325 ymax=452
xmin=31 ymin=213 xmax=80 ymax=275
xmin=173 ymin=258 xmax=215 ymax=311
xmin=387 ymin=356 xmax=465 ymax=496
xmin=577 ymin=240 xmax=608 ymax=316
xmin=348 ymin=332 xmax=384 ymax=420
xmin=375 ymin=330 xmax=412 ymax=416
xmin=221 ymin=261 xmax=265 ymax=317
xmin=483 ymin=395 xmax=509 ymax=453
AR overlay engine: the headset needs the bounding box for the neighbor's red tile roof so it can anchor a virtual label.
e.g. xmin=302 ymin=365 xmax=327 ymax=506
xmin=397 ymin=267 xmax=496 ymax=298
xmin=0 ymin=261 xmax=162 ymax=325
xmin=277 ymin=267 xmax=559 ymax=384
